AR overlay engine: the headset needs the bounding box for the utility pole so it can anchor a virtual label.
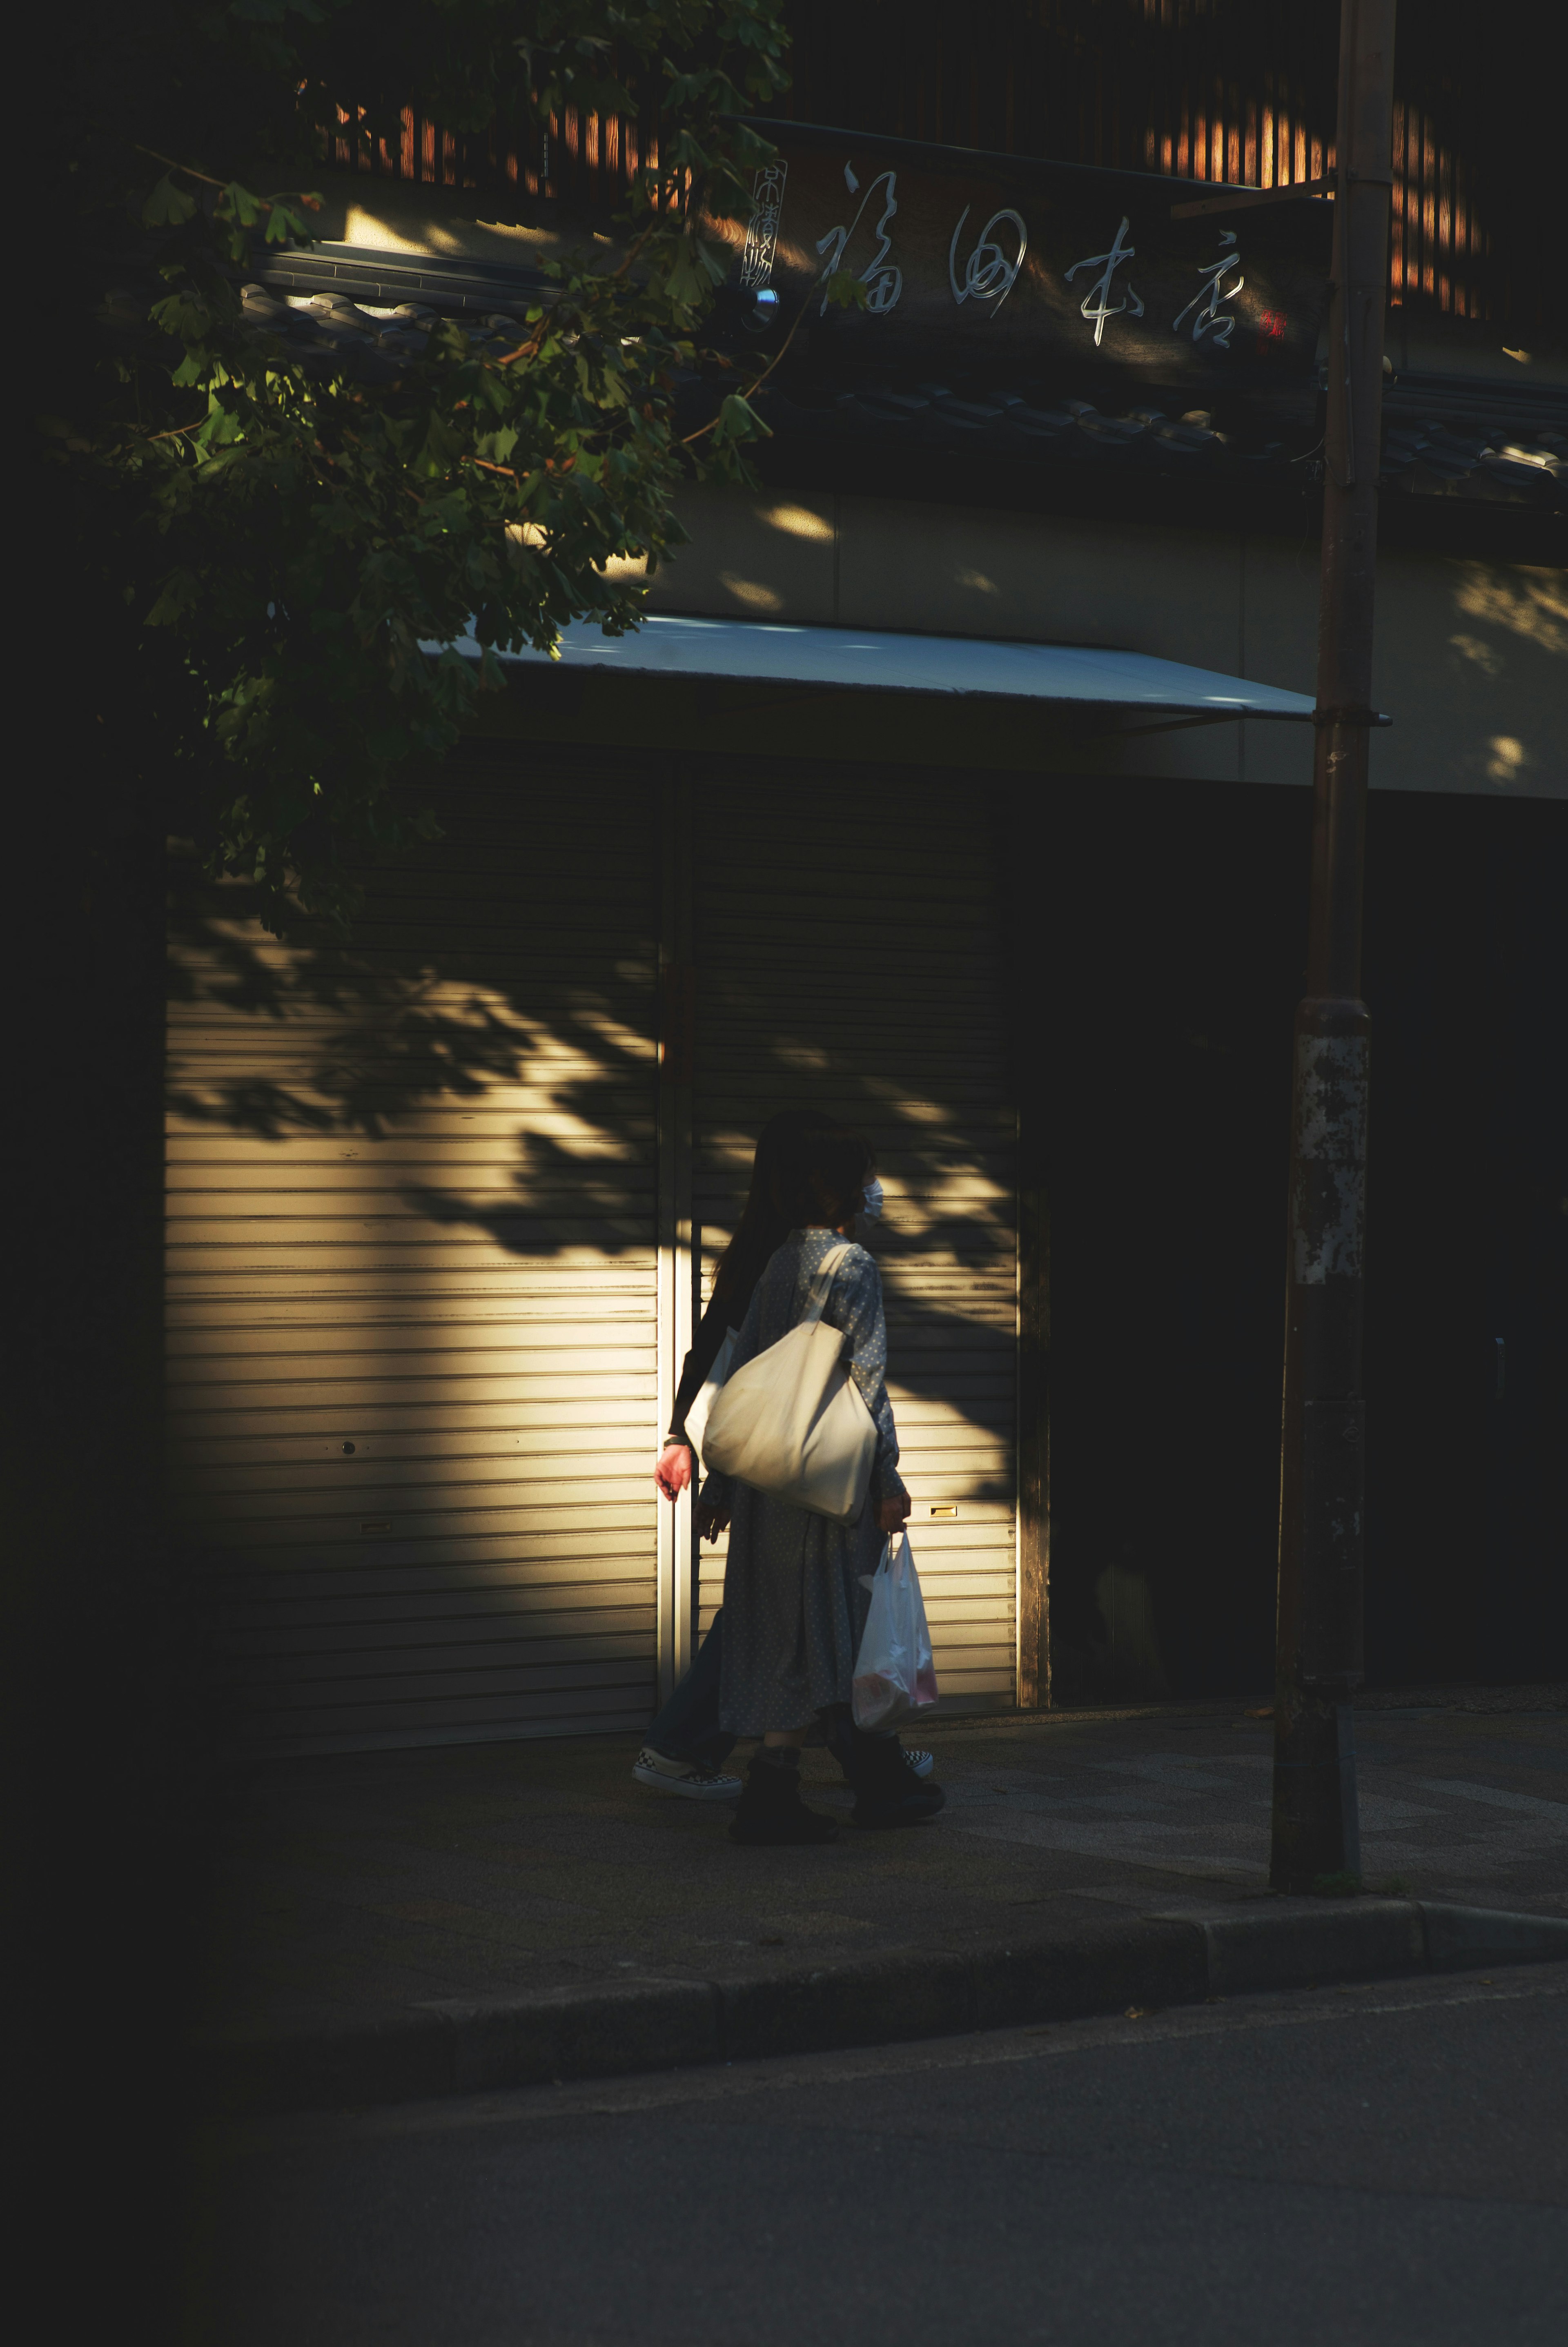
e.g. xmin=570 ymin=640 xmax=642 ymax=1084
xmin=1270 ymin=0 xmax=1397 ymax=1895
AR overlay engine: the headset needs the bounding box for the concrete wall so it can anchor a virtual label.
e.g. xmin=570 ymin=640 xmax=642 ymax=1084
xmin=631 ymin=487 xmax=1565 ymax=797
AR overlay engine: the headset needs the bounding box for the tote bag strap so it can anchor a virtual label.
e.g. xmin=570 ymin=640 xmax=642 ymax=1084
xmin=798 ymin=1240 xmax=854 ymax=1328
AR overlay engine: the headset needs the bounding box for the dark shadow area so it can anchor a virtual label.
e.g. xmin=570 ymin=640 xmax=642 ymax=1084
xmin=1017 ymin=773 xmax=1310 ymax=1703
xmin=1360 ymin=793 xmax=1568 ymax=1687
xmin=1020 ymin=775 xmax=1566 ymax=1703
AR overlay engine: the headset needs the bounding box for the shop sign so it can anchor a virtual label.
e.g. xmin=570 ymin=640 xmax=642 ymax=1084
xmin=711 ymin=122 xmax=1332 ymax=384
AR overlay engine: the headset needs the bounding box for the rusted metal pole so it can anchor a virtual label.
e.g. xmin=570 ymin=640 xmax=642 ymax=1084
xmin=1270 ymin=0 xmax=1397 ymax=1895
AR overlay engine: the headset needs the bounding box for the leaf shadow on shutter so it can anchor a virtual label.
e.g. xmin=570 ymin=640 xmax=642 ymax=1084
xmin=167 ymin=743 xmax=666 ymax=1755
xmin=167 ymin=740 xmax=1030 ymax=1750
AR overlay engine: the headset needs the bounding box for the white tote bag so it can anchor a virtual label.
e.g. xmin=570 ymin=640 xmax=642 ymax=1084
xmin=852 ymin=1533 xmax=939 ymax=1730
xmin=683 ymin=1326 xmax=737 ymax=1459
xmin=699 ymin=1243 xmax=878 ymax=1525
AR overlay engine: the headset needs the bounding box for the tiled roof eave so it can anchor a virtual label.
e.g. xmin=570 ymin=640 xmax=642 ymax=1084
xmin=232 ymin=240 xmax=1565 ymax=522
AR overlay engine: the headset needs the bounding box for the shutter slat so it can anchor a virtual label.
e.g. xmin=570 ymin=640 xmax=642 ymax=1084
xmin=168 ymin=756 xmax=662 ymax=1748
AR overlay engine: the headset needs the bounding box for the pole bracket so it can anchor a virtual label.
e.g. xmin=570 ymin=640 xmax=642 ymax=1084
xmin=1311 ymin=704 xmax=1393 ymax=728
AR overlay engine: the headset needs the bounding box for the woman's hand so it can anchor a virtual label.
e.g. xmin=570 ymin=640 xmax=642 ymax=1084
xmin=655 ymin=1442 xmax=694 ymax=1500
xmin=696 ymin=1500 xmax=731 ymax=1543
xmin=876 ymin=1493 xmax=911 ymax=1536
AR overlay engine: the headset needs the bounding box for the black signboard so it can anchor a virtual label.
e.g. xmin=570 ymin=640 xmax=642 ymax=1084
xmin=710 ymin=121 xmax=1332 ymax=387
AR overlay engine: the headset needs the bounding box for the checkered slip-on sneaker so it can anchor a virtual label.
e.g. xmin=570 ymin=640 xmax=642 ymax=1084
xmin=631 ymin=1747 xmax=744 ymax=1802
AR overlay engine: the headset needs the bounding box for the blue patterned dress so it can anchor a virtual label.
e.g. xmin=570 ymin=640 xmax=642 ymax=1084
xmin=701 ymin=1227 xmax=908 ymax=1736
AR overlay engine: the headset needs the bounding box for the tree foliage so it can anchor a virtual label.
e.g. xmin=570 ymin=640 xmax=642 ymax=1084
xmin=46 ymin=2 xmax=795 ymax=928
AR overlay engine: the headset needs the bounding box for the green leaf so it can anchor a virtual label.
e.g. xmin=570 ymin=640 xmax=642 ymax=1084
xmin=221 ymin=181 xmax=263 ymax=228
xmin=50 ymin=0 xmax=791 ymax=933
xmin=151 ymin=291 xmax=215 ymax=340
xmin=821 ymin=267 xmax=871 ymax=312
xmin=714 ymin=391 xmax=771 ymax=444
xmin=195 ymin=401 xmax=246 ymax=451
xmin=143 ymin=174 xmax=198 ymax=229
xmin=664 ymin=232 xmax=729 ymax=307
xmin=145 ymin=570 xmax=201 ymax=626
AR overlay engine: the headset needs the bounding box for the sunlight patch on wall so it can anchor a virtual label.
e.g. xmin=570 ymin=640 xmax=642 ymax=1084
xmin=1447 ymin=632 xmax=1501 ymax=680
xmin=760 ymin=502 xmax=834 ymax=542
xmin=1452 ymin=567 xmax=1568 ymax=657
xmin=718 ymin=571 xmax=785 ymax=612
xmin=1485 ymin=735 xmax=1532 ymax=786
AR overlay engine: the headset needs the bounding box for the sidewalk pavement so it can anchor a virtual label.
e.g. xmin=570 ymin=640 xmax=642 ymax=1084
xmin=192 ymin=1687 xmax=1568 ymax=2110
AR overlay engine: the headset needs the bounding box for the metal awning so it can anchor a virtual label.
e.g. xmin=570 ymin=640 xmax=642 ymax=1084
xmin=452 ymin=614 xmax=1314 ymax=721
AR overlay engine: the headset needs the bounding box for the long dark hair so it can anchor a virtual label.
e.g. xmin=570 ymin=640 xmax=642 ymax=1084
xmin=769 ymin=1122 xmax=875 ymax=1232
xmin=709 ymin=1111 xmax=873 ymax=1317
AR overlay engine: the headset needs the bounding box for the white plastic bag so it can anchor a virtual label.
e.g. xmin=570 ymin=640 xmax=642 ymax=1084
xmin=683 ymin=1326 xmax=737 ymax=1460
xmin=852 ymin=1533 xmax=939 ymax=1730
xmin=700 ymin=1245 xmax=877 ymax=1525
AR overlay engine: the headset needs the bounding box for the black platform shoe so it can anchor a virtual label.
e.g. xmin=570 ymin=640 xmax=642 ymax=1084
xmin=728 ymin=1752 xmax=839 ymax=1846
xmin=848 ymin=1728 xmax=945 ymax=1828
xmin=825 ymin=1714 xmax=935 ymax=1785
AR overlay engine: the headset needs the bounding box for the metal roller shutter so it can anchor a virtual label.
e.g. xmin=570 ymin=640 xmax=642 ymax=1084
xmin=690 ymin=766 xmax=1019 ymax=1710
xmin=166 ymin=744 xmax=662 ymax=1753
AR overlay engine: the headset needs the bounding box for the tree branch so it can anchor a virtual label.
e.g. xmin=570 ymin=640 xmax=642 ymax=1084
xmin=132 ymin=143 xmax=321 ymax=214
xmin=679 ymin=279 xmax=812 ymax=446
xmin=134 ymin=143 xmax=227 ymax=191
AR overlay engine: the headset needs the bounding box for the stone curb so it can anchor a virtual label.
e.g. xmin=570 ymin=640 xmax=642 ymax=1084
xmin=192 ymin=1899 xmax=1568 ymax=2117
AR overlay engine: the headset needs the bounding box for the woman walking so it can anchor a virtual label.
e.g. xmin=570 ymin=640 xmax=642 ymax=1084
xmin=634 ymin=1109 xmax=837 ymax=1803
xmin=700 ymin=1122 xmax=944 ymax=1845
xmin=635 ymin=1111 xmax=935 ymax=1805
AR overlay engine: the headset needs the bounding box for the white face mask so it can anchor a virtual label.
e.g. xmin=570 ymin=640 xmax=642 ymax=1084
xmin=860 ymin=1178 xmax=884 ymax=1223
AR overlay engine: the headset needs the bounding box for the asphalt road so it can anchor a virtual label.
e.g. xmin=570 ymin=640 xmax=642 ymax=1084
xmin=186 ymin=1961 xmax=1568 ymax=2347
